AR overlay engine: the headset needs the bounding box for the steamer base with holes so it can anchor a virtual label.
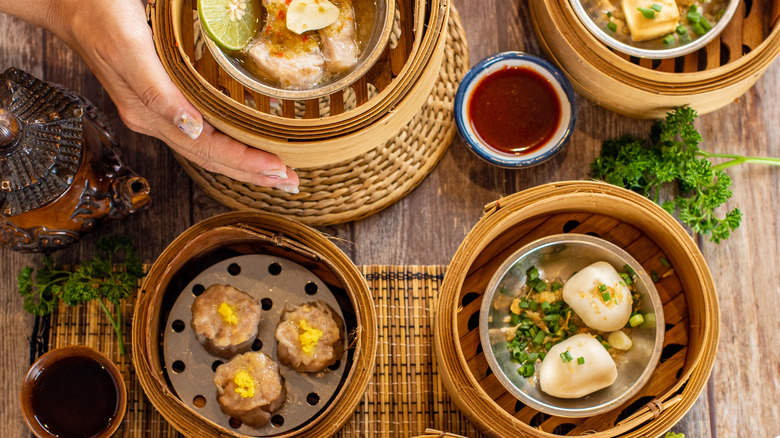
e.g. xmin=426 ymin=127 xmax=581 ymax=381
xmin=163 ymin=254 xmax=349 ymax=436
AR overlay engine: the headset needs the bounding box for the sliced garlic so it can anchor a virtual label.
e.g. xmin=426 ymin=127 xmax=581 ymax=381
xmin=286 ymin=0 xmax=340 ymax=34
xmin=607 ymin=330 xmax=633 ymax=351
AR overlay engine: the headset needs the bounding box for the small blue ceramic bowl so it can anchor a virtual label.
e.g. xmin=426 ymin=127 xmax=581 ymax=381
xmin=454 ymin=52 xmax=577 ymax=168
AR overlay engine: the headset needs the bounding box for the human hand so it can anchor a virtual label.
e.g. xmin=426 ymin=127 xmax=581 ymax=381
xmin=29 ymin=0 xmax=300 ymax=192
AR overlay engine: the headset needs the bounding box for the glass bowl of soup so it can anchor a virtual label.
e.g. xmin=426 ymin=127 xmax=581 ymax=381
xmin=479 ymin=234 xmax=665 ymax=417
xmin=569 ymin=0 xmax=739 ymax=59
xmin=200 ymin=0 xmax=396 ymax=100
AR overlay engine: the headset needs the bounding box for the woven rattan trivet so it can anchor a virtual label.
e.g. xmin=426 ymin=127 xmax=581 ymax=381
xmin=31 ymin=266 xmax=484 ymax=438
xmin=175 ymin=9 xmax=469 ymax=226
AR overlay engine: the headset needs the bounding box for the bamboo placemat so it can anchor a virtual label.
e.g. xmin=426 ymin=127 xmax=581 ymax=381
xmin=175 ymin=9 xmax=469 ymax=227
xmin=30 ymin=266 xmax=484 ymax=438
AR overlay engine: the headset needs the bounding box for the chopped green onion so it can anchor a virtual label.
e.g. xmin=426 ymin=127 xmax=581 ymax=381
xmin=687 ymin=11 xmax=701 ymax=23
xmin=568 ymin=323 xmax=579 ymax=333
xmin=542 ymin=314 xmax=560 ymax=323
xmin=540 ymin=301 xmax=551 ymax=312
xmin=601 ymin=292 xmax=611 ymax=301
xmin=605 ymin=11 xmax=613 ymax=18
xmin=526 ymin=266 xmax=540 ymax=283
xmin=651 ymin=270 xmax=659 ymax=282
xmin=560 ymin=351 xmax=573 ymax=363
xmin=623 ymin=264 xmax=637 ymax=278
xmin=577 ymin=356 xmax=585 ymax=365
xmin=529 ymin=326 xmax=538 ymax=338
xmin=598 ymin=283 xmax=607 ymax=293
xmin=519 ymin=299 xmax=530 ymax=309
xmin=619 ymin=272 xmax=633 ymax=286
xmin=629 ymin=313 xmax=645 ymax=327
xmin=676 ymin=25 xmax=688 ymax=35
xmin=641 ymin=313 xmax=657 ymax=328
xmin=700 ymin=17 xmax=712 ymax=31
xmin=532 ymin=330 xmax=545 ymax=345
xmin=550 ymin=281 xmax=563 ymax=292
xmin=663 ymin=34 xmax=675 ymax=45
xmin=680 ymin=32 xmax=692 ymax=43
xmin=545 ymin=342 xmax=553 ymax=350
xmin=650 ymin=3 xmax=662 ymax=12
xmin=532 ymin=279 xmax=547 ymax=292
xmin=510 ymin=313 xmax=520 ymax=325
xmin=518 ymin=363 xmax=534 ymax=378
xmin=539 ymin=352 xmax=546 ymax=360
xmin=528 ymin=352 xmax=539 ymax=362
xmin=529 ymin=300 xmax=539 ymax=311
xmin=660 ymin=256 xmax=670 ymax=267
xmin=601 ymin=341 xmax=611 ymax=349
xmin=606 ymin=21 xmax=617 ymax=32
xmin=637 ymin=7 xmax=656 ymax=19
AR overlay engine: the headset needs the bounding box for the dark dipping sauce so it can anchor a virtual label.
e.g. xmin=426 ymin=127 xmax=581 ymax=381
xmin=468 ymin=66 xmax=562 ymax=155
xmin=31 ymin=356 xmax=120 ymax=438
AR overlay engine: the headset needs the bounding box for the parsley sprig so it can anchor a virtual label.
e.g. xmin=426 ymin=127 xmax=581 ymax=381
xmin=590 ymin=107 xmax=780 ymax=243
xmin=18 ymin=236 xmax=143 ymax=355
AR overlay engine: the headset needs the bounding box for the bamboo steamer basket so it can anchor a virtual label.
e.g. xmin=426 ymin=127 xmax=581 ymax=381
xmin=148 ymin=0 xmax=450 ymax=167
xmin=434 ymin=181 xmax=720 ymax=437
xmin=131 ymin=212 xmax=376 ymax=437
xmin=530 ymin=0 xmax=780 ymax=118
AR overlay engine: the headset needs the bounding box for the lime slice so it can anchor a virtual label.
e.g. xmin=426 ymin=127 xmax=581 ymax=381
xmin=198 ymin=0 xmax=261 ymax=51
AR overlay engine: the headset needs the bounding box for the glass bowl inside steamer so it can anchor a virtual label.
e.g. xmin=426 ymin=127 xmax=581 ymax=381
xmin=479 ymin=234 xmax=665 ymax=417
xmin=201 ymin=0 xmax=395 ymax=100
xmin=569 ymin=0 xmax=739 ymax=59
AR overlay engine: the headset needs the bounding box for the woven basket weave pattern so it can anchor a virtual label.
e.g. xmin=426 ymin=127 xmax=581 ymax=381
xmin=176 ymin=8 xmax=468 ymax=226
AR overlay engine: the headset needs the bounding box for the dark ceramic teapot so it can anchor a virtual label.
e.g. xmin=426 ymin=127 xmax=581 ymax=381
xmin=0 ymin=68 xmax=150 ymax=252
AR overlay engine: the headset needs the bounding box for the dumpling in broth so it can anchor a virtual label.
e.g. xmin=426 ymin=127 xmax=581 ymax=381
xmin=562 ymin=261 xmax=632 ymax=332
xmin=539 ymin=334 xmax=618 ymax=398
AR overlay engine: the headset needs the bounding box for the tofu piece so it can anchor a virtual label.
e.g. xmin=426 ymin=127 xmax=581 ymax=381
xmin=621 ymin=0 xmax=680 ymax=42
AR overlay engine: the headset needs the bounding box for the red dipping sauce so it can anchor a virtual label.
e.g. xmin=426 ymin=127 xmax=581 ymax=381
xmin=468 ymin=66 xmax=562 ymax=155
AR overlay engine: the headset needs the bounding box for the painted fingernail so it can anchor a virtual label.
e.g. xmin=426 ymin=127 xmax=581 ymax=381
xmin=174 ymin=110 xmax=202 ymax=139
xmin=262 ymin=169 xmax=288 ymax=180
xmin=276 ymin=184 xmax=299 ymax=194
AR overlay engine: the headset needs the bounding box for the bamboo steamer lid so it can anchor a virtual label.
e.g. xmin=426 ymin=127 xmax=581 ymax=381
xmin=131 ymin=212 xmax=376 ymax=437
xmin=149 ymin=0 xmax=451 ymax=167
xmin=530 ymin=0 xmax=780 ymax=118
xmin=434 ymin=181 xmax=720 ymax=437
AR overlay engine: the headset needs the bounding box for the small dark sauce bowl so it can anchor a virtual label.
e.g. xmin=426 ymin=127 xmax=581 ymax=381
xmin=20 ymin=346 xmax=126 ymax=438
xmin=455 ymin=51 xmax=577 ymax=169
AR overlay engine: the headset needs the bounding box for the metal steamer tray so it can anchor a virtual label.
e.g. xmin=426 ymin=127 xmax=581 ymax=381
xmin=163 ymin=254 xmax=349 ymax=436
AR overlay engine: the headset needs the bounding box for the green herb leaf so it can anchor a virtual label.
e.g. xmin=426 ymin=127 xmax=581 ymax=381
xmin=16 ymin=236 xmax=143 ymax=355
xmin=589 ymin=107 xmax=780 ymax=243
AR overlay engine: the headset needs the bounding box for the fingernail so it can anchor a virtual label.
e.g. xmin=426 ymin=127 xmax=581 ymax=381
xmin=276 ymin=183 xmax=299 ymax=194
xmin=262 ymin=169 xmax=288 ymax=180
xmin=175 ymin=110 xmax=202 ymax=139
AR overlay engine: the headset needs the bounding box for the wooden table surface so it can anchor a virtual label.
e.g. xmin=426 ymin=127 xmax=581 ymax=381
xmin=1 ymin=1 xmax=778 ymax=437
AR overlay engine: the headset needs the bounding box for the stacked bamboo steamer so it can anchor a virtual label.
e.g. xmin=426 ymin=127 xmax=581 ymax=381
xmin=530 ymin=0 xmax=780 ymax=118
xmin=434 ymin=181 xmax=720 ymax=437
xmin=149 ymin=0 xmax=450 ymax=167
xmin=132 ymin=212 xmax=376 ymax=438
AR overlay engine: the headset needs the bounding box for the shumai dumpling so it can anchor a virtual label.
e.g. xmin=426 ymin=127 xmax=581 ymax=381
xmin=562 ymin=261 xmax=633 ymax=332
xmin=539 ymin=334 xmax=618 ymax=398
xmin=213 ymin=351 xmax=286 ymax=427
xmin=191 ymin=284 xmax=262 ymax=358
xmin=275 ymin=301 xmax=345 ymax=373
